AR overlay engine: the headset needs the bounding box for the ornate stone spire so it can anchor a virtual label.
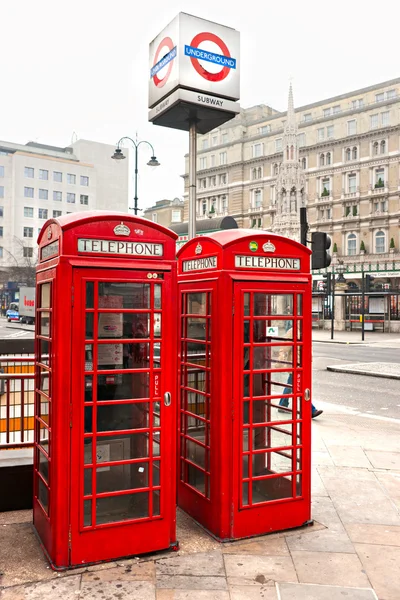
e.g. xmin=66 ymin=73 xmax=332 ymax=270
xmin=271 ymin=83 xmax=306 ymax=242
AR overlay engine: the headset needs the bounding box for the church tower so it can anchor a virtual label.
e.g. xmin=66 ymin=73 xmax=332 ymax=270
xmin=272 ymin=84 xmax=306 ymax=241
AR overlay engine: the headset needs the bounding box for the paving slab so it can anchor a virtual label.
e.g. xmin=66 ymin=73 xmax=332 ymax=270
xmin=345 ymin=523 xmax=400 ymax=546
xmin=311 ymin=468 xmax=328 ymax=497
xmin=326 ymin=445 xmax=372 ymax=468
xmin=317 ymin=466 xmax=377 ymax=481
xmin=285 ymin=526 xmax=355 ymax=554
xmin=327 ymin=362 xmax=400 ymax=379
xmin=81 ymin=562 xmax=155 ymax=582
xmin=311 ymin=451 xmax=334 ymax=466
xmin=0 ymin=575 xmax=81 ymax=600
xmin=156 ymin=591 xmax=230 ymax=600
xmin=365 ymin=450 xmax=400 ymax=470
xmin=290 ymin=550 xmax=370 ymax=587
xmin=223 ymin=554 xmax=297 ymax=586
xmin=355 ymin=543 xmax=400 ymax=600
xmin=310 ymin=496 xmax=343 ymax=528
xmin=156 ymin=575 xmax=228 ymax=590
xmin=80 ymin=578 xmax=155 ymax=600
xmin=229 ymin=585 xmax=278 ymax=599
xmin=222 ymin=536 xmax=289 ymax=556
xmin=155 ymin=551 xmax=224 ymax=577
xmin=374 ymin=471 xmax=400 ymax=497
xmin=278 ymin=582 xmax=377 ymax=600
xmin=0 ymin=510 xmax=32 ymax=526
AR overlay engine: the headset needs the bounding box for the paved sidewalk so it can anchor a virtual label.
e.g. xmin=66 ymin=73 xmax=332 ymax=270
xmin=1 ymin=403 xmax=399 ymax=599
xmin=313 ymin=329 xmax=400 ymax=346
xmin=327 ymin=362 xmax=400 ymax=380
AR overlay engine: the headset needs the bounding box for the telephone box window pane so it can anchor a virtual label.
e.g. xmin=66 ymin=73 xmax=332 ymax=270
xmin=184 ymin=391 xmax=207 ymax=418
xmin=243 ymin=374 xmax=250 ymax=397
xmin=94 ymin=433 xmax=150 ymax=460
xmin=268 ymin=371 xmax=292 ymax=398
xmin=153 ymin=461 xmax=160 ymax=486
xmin=84 ymin=407 xmax=93 ymax=433
xmin=84 ymin=439 xmax=93 ymax=464
xmin=86 ymin=313 xmax=94 ymax=339
xmin=252 ymin=476 xmax=293 ymax=503
xmin=38 ymin=339 xmax=50 ymax=366
xmin=96 ymin=402 xmax=149 ymax=432
xmin=97 ymin=462 xmax=149 ymax=493
xmin=154 ymin=314 xmax=161 ymax=338
xmin=296 ymin=474 xmax=302 ymax=496
xmin=96 ymin=492 xmax=149 ymax=524
xmin=185 ymin=342 xmax=207 ymax=365
xmin=85 ymin=376 xmax=93 ymax=402
xmin=297 ymin=346 xmax=302 ymax=367
xmin=187 ymin=463 xmax=206 ymax=494
xmin=252 ymin=425 xmax=293 ymax=450
xmin=153 ymin=431 xmax=160 ymax=456
xmin=297 ymin=295 xmax=302 ymax=316
xmin=39 ymin=370 xmax=50 ymax=394
xmin=40 ymin=283 xmax=51 ymax=308
xmin=154 ymin=284 xmax=161 ymax=309
xmin=153 ymin=401 xmax=161 ymax=427
xmin=37 ymin=477 xmax=49 ymax=514
xmin=99 ymin=283 xmax=150 ymax=309
xmin=297 ymin=321 xmax=303 ymax=341
xmin=254 ymin=294 xmax=293 ymax=316
xmin=186 ymin=317 xmax=206 ymax=340
xmin=85 ymin=344 xmax=93 ymax=371
xmin=97 ymin=373 xmax=150 ymax=400
xmin=242 ymin=482 xmax=249 ymax=505
xmin=253 ymin=451 xmax=293 ymax=476
xmin=40 ymin=313 xmax=50 ymax=337
xmin=86 ymin=282 xmax=94 ymax=308
xmin=84 ymin=500 xmax=92 ymax=527
xmin=187 ymin=369 xmax=207 ymax=392
xmin=84 ymin=468 xmax=92 ymax=495
xmin=187 ymin=293 xmax=206 ymax=315
xmin=97 ymin=343 xmax=151 ymax=370
xmin=37 ymin=449 xmax=49 ymax=483
xmin=98 ymin=313 xmax=150 ymax=339
xmin=186 ymin=439 xmax=206 ymax=469
xmin=39 ymin=421 xmax=49 ymax=453
xmin=243 ymin=403 xmax=250 ymax=426
xmin=153 ymin=490 xmax=160 ymax=516
xmin=243 ymin=454 xmax=249 ymax=478
xmin=244 ymin=293 xmax=250 ymax=316
xmin=244 ymin=320 xmax=250 ymax=343
xmin=39 ymin=397 xmax=49 ymax=421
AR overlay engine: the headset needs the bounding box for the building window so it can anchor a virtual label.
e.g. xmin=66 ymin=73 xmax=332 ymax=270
xmin=24 ymin=167 xmax=34 ymax=178
xmin=221 ymin=132 xmax=228 ymax=144
xmin=375 ymin=92 xmax=385 ymax=102
xmin=212 ymin=136 xmax=218 ymax=146
xmin=323 ymin=108 xmax=331 ymax=117
xmin=298 ymin=133 xmax=306 ymax=147
xmin=348 ymin=174 xmax=357 ymax=193
xmin=333 ymin=105 xmax=341 ymax=114
xmin=39 ymin=169 xmax=48 ymax=180
xmin=23 ymin=227 xmax=33 ymax=238
xmin=209 ymin=176 xmax=216 ymax=187
xmin=24 ymin=207 xmax=34 ymax=218
xmin=39 ymin=189 xmax=48 ymax=200
xmin=374 ymin=200 xmax=387 ymax=213
xmin=0 ymin=207 xmax=3 ymax=217
xmin=220 ymin=173 xmax=227 ymax=185
xmin=38 ymin=208 xmax=48 ymax=219
xmin=53 ymin=171 xmax=62 ymax=182
xmin=326 ymin=152 xmax=331 ymax=165
xmin=210 ymin=155 xmax=216 ymax=167
xmin=80 ymin=176 xmax=89 ymax=186
xmin=273 ymin=163 xmax=279 ymax=176
xmin=152 ymin=213 xmax=157 ymax=223
xmin=24 ymin=187 xmax=34 ymax=198
xmin=375 ymin=168 xmax=385 ymax=187
xmin=67 ymin=173 xmax=76 ymax=184
xmin=381 ymin=111 xmax=390 ymax=126
xmin=0 ymin=166 xmax=4 ymax=177
xmin=199 ymin=157 xmax=207 ymax=170
xmin=327 ymin=125 xmax=334 ymax=139
xmin=301 ymin=157 xmax=307 ymax=169
xmin=252 ymin=144 xmax=263 ymax=158
xmin=23 ymin=247 xmax=33 ymax=258
xmin=53 ymin=191 xmax=62 ymax=201
xmin=375 ymin=231 xmax=385 ymax=253
xmin=347 ymin=233 xmax=357 ymax=256
xmin=275 ymin=138 xmax=282 ymax=152
xmin=171 ymin=210 xmax=181 ymax=223
xmin=0 ymin=186 xmax=4 ymax=199
xmin=221 ymin=196 xmax=227 ymax=211
xmin=370 ymin=114 xmax=379 ymax=129
xmin=53 ymin=210 xmax=62 ymax=218
xmin=67 ymin=193 xmax=76 ymax=203
xmin=321 ymin=178 xmax=330 ymax=196
xmin=317 ymin=128 xmax=325 ymax=141
xmin=80 ymin=194 xmax=89 ymax=205
xmin=346 ymin=148 xmax=351 ymax=161
xmin=0 ymin=247 xmax=3 ymax=258
xmin=372 ymin=141 xmax=379 ymax=156
xmin=320 ymin=153 xmax=325 ymax=166
xmin=259 ymin=125 xmax=271 ymax=134
xmin=352 ymin=147 xmax=357 ymax=160
xmin=326 ymin=208 xmax=331 ymax=219
xmin=202 ymin=139 xmax=209 ymax=150
xmin=351 ymin=99 xmax=364 ymax=109
xmin=253 ymin=189 xmax=262 ymax=208
xmin=387 ymin=89 xmax=396 ymax=99
xmin=219 ymin=152 xmax=227 ymax=165
xmin=380 ymin=140 xmax=386 ymax=154
xmin=202 ymin=200 xmax=207 ymax=215
xmin=303 ymin=113 xmax=312 ymax=122
xmin=347 ymin=120 xmax=356 ymax=135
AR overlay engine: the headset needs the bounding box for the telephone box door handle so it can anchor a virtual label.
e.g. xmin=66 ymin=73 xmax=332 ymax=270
xmin=164 ymin=392 xmax=171 ymax=407
xmin=304 ymin=388 xmax=311 ymax=401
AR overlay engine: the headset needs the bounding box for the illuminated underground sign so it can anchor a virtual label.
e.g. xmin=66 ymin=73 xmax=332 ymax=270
xmin=78 ymin=239 xmax=164 ymax=257
xmin=182 ymin=256 xmax=218 ymax=272
xmin=235 ymin=255 xmax=300 ymax=270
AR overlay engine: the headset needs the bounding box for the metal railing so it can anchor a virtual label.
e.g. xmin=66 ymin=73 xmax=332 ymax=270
xmin=0 ymin=356 xmax=35 ymax=449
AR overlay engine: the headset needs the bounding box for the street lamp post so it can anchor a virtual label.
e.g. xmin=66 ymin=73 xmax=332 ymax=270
xmin=111 ymin=137 xmax=160 ymax=216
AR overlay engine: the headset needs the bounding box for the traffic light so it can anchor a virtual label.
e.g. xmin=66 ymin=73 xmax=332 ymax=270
xmin=322 ymin=273 xmax=331 ymax=296
xmin=365 ymin=274 xmax=374 ymax=291
xmin=311 ymin=232 xmax=332 ymax=270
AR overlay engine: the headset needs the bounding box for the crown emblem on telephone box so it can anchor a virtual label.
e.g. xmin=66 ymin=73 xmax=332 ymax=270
xmin=263 ymin=240 xmax=276 ymax=253
xmin=114 ymin=222 xmax=131 ymax=236
xmin=195 ymin=243 xmax=202 ymax=255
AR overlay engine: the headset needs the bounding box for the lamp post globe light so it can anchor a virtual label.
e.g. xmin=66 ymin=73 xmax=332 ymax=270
xmin=111 ymin=137 xmax=160 ymax=215
xmin=336 ymin=260 xmax=346 ymax=283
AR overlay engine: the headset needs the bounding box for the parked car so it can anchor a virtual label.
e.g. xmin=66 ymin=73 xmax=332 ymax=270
xmin=6 ymin=308 xmax=20 ymax=322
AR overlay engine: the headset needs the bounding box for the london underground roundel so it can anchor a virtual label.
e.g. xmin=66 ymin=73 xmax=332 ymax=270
xmin=185 ymin=32 xmax=237 ymax=82
xmin=151 ymin=37 xmax=176 ymax=88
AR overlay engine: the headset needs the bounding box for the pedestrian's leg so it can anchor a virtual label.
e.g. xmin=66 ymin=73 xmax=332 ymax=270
xmin=279 ymin=373 xmax=292 ymax=407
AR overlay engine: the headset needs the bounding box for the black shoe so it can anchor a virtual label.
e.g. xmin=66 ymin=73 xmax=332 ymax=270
xmin=312 ymin=409 xmax=323 ymax=419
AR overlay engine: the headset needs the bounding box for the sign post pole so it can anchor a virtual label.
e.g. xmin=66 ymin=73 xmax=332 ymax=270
xmin=188 ymin=121 xmax=197 ymax=240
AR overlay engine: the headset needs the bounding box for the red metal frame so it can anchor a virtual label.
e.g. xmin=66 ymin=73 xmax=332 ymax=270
xmin=33 ymin=212 xmax=178 ymax=569
xmin=177 ymin=230 xmax=312 ymax=540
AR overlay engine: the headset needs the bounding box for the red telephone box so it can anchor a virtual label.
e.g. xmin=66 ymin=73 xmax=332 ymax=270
xmin=34 ymin=212 xmax=178 ymax=569
xmin=177 ymin=230 xmax=312 ymax=540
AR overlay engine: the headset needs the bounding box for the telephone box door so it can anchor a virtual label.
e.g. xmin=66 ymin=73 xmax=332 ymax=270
xmin=70 ymin=268 xmax=175 ymax=565
xmin=233 ymin=281 xmax=311 ymax=537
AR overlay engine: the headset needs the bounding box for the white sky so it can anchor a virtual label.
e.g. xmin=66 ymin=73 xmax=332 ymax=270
xmin=2 ymin=0 xmax=399 ymax=212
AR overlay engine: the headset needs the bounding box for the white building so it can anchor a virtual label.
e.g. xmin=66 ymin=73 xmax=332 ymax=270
xmin=0 ymin=139 xmax=129 ymax=270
